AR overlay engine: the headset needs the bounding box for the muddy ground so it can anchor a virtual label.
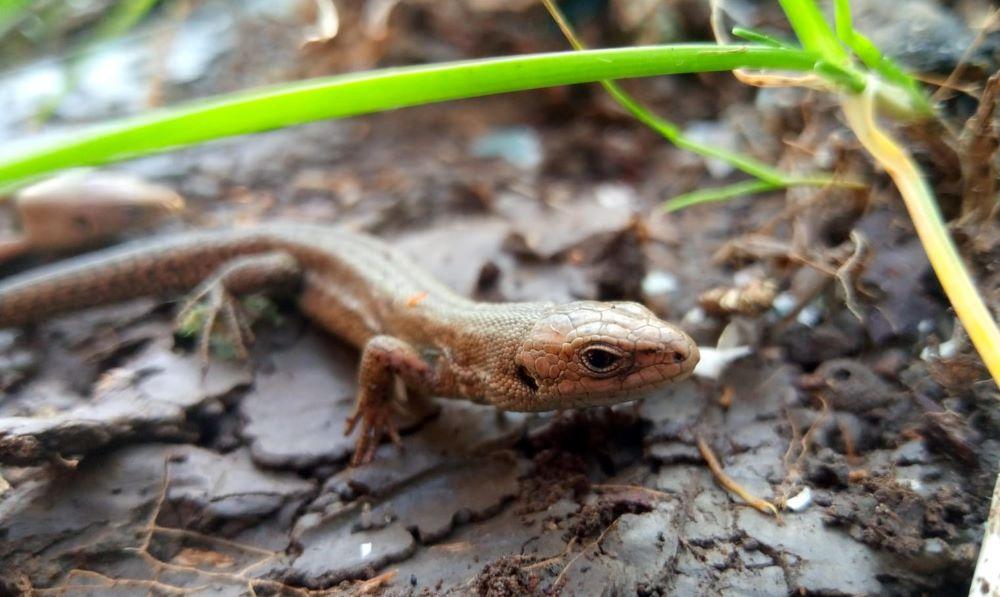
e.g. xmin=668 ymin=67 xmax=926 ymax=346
xmin=0 ymin=1 xmax=998 ymax=595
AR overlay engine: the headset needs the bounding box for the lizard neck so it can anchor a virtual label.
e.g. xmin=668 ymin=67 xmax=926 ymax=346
xmin=427 ymin=301 xmax=552 ymax=406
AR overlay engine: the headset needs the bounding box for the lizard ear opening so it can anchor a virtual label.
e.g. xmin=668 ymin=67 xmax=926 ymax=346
xmin=516 ymin=365 xmax=539 ymax=392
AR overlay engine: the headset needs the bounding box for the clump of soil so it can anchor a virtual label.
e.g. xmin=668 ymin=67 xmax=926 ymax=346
xmin=922 ymin=486 xmax=976 ymax=540
xmin=517 ymin=410 xmax=647 ymax=516
xmin=824 ymin=475 xmax=979 ymax=555
xmin=473 ymin=556 xmax=541 ymax=597
xmin=518 ymin=448 xmax=590 ymax=514
xmin=566 ymin=491 xmax=656 ymax=540
xmin=528 ymin=408 xmax=645 ymax=463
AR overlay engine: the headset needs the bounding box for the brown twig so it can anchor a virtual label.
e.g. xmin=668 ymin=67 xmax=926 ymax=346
xmin=777 ymin=396 xmax=830 ymax=505
xmin=696 ymin=433 xmax=779 ymax=516
xmin=834 ymin=230 xmax=871 ymax=322
xmin=930 ymin=7 xmax=1000 ymax=103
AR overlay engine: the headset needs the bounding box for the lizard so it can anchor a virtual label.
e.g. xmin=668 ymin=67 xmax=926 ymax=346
xmin=0 ymin=222 xmax=700 ymax=465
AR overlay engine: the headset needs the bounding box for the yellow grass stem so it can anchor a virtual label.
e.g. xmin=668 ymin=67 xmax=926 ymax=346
xmin=841 ymin=86 xmax=1000 ymax=388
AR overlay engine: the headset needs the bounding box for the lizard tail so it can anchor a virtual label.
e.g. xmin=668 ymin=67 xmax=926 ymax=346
xmin=0 ymin=233 xmax=257 ymax=327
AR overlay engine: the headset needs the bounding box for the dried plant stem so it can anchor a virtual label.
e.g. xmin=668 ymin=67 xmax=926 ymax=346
xmin=841 ymin=87 xmax=1000 ymax=387
xmin=697 ymin=433 xmax=779 ymax=516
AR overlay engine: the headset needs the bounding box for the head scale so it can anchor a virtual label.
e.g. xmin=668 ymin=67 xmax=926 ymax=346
xmin=509 ymin=301 xmax=698 ymax=410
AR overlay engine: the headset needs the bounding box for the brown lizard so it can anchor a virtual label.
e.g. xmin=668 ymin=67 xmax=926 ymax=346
xmin=0 ymin=223 xmax=699 ymax=464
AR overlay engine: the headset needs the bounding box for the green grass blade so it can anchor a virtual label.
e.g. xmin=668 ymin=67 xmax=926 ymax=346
xmin=660 ymin=179 xmax=781 ymax=211
xmin=601 ymin=81 xmax=785 ymax=185
xmin=0 ymin=45 xmax=817 ymax=185
xmin=90 ymin=0 xmax=160 ymax=41
xmin=778 ymin=0 xmax=849 ymax=65
xmin=832 ymin=0 xmax=857 ymax=51
xmin=813 ymin=60 xmax=865 ymax=92
xmin=659 ymin=173 xmax=852 ymax=212
xmin=731 ymin=27 xmax=794 ymax=50
xmin=540 ymin=0 xmax=801 ymax=186
xmin=832 ymin=0 xmax=932 ymax=116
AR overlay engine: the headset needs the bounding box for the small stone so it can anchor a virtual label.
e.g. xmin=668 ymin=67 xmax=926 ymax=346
xmin=545 ymin=498 xmax=581 ymax=521
xmin=164 ymin=447 xmax=314 ymax=529
xmin=289 ymin=521 xmax=416 ymax=587
xmin=894 ymin=440 xmax=931 ymax=466
xmin=648 ymin=442 xmax=701 ymax=464
xmin=641 ymin=271 xmax=679 ymax=296
xmin=241 ymin=332 xmax=357 ymax=469
xmin=366 ymin=454 xmax=523 ymax=543
xmin=786 ymin=487 xmax=813 ymax=512
xmin=471 ymin=126 xmax=542 ymax=169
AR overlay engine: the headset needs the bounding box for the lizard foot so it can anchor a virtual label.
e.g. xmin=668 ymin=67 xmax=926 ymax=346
xmin=174 ymin=280 xmax=255 ymax=364
xmin=343 ymin=335 xmax=437 ymax=466
xmin=344 ymin=396 xmax=403 ymax=466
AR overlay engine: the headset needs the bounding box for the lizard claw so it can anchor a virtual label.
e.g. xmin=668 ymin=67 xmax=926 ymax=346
xmin=345 ymin=396 xmax=402 ymax=466
xmin=174 ymin=280 xmax=254 ymax=364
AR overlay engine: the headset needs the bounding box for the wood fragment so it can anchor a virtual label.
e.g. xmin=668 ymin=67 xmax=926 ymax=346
xmin=959 ymin=73 xmax=1000 ymax=222
xmin=696 ymin=433 xmax=779 ymax=516
xmin=357 ymin=570 xmax=398 ymax=594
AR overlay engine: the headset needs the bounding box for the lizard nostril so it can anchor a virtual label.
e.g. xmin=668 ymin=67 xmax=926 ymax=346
xmin=516 ymin=365 xmax=539 ymax=392
xmin=672 ymin=350 xmax=686 ymax=364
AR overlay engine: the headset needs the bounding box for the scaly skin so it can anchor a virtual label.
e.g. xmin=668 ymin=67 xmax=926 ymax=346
xmin=0 ymin=223 xmax=699 ymax=464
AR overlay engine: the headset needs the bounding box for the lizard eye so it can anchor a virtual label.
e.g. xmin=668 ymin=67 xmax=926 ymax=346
xmin=581 ymin=346 xmax=624 ymax=373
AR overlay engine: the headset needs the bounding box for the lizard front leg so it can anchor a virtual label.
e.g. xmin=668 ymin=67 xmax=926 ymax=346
xmin=345 ymin=335 xmax=437 ymax=466
xmin=174 ymin=251 xmax=301 ymax=361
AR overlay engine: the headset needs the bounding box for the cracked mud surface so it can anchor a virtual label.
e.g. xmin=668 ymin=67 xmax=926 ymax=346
xmin=1 ymin=0 xmax=998 ymax=595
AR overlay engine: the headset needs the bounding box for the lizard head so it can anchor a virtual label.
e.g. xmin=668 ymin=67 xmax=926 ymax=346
xmin=510 ymin=301 xmax=699 ymax=410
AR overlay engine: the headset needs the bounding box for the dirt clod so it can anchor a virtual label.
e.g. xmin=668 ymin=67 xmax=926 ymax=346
xmin=473 ymin=556 xmax=541 ymax=597
xmin=567 ymin=493 xmax=656 ymax=540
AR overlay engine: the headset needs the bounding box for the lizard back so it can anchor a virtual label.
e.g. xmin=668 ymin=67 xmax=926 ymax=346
xmin=0 ymin=223 xmax=476 ymax=341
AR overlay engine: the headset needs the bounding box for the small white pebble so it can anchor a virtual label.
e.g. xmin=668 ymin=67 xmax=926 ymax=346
xmin=360 ymin=542 xmax=373 ymax=558
xmin=771 ymin=292 xmax=797 ymax=317
xmin=681 ymin=306 xmax=707 ymax=327
xmin=786 ymin=486 xmax=813 ymax=512
xmin=693 ymin=346 xmax=752 ymax=380
xmin=923 ymin=538 xmax=946 ymax=555
xmin=920 ymin=338 xmax=958 ymax=362
xmin=471 ymin=127 xmax=542 ymax=169
xmin=642 ymin=271 xmax=678 ymax=296
xmin=796 ymin=303 xmax=823 ymax=327
xmin=813 ymin=145 xmax=836 ymax=169
xmin=732 ymin=268 xmax=759 ymax=287
xmin=594 ymin=182 xmax=635 ymax=209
